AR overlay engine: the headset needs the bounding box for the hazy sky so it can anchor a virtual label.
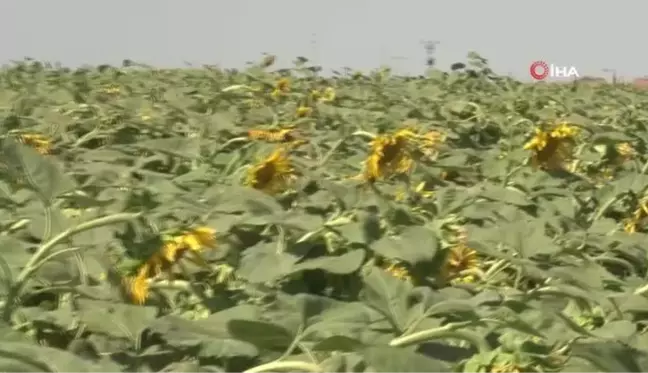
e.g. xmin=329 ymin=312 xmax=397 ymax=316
xmin=1 ymin=0 xmax=645 ymax=80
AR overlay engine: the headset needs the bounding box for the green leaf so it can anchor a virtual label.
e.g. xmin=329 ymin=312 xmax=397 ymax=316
xmin=292 ymin=249 xmax=365 ymax=274
xmin=0 ymin=342 xmax=119 ymax=372
xmin=361 ymin=267 xmax=413 ymax=332
xmin=371 ymin=226 xmax=438 ymax=265
xmin=237 ymin=242 xmax=300 ymax=283
xmin=2 ymin=139 xmax=76 ymax=203
xmin=135 ymin=137 xmax=201 ymax=159
xmin=362 ymin=346 xmax=450 ymax=372
xmin=149 ymin=306 xmax=261 ymax=359
xmin=311 ymin=335 xmax=363 ymax=352
xmin=570 ymin=341 xmax=648 ymax=372
xmin=303 ymin=299 xmax=383 ymax=344
xmin=75 ymin=299 xmax=157 ymax=341
xmin=480 ymin=183 xmax=533 ymax=207
xmin=227 ymin=320 xmax=294 ymax=350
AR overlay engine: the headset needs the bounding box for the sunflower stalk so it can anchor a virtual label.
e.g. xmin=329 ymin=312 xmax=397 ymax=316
xmin=244 ymin=361 xmax=323 ymax=373
xmin=389 ymin=320 xmax=490 ymax=352
xmin=1 ymin=212 xmax=142 ymax=322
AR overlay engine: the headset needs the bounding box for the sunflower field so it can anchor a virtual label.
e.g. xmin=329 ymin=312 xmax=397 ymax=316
xmin=3 ymin=52 xmax=648 ymax=372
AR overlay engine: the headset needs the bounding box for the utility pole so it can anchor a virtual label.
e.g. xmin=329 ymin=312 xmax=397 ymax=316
xmin=421 ymin=40 xmax=439 ymax=68
xmin=602 ymin=68 xmax=617 ymax=85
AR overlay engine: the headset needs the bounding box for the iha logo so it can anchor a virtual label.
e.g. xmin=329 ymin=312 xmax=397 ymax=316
xmin=529 ymin=61 xmax=580 ymax=80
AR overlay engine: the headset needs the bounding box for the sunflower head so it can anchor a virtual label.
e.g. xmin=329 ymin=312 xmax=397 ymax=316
xmin=260 ymin=54 xmax=276 ymax=68
xmin=18 ymin=133 xmax=52 ymax=155
xmin=318 ymin=87 xmax=336 ymax=102
xmin=624 ymin=196 xmax=648 ymax=234
xmin=102 ymin=85 xmax=121 ymax=95
xmin=160 ymin=237 xmax=184 ymax=262
xmin=363 ymin=130 xmax=415 ymax=183
xmin=248 ymin=128 xmax=298 ymax=143
xmin=270 ymin=77 xmax=291 ymax=98
xmin=276 ymin=77 xmax=290 ymax=92
xmin=122 ymin=261 xmax=157 ymax=305
xmin=382 ymin=260 xmax=412 ymax=282
xmin=296 ymin=106 xmax=313 ymax=118
xmin=523 ymin=123 xmax=579 ymax=170
xmin=181 ymin=226 xmax=217 ymax=252
xmin=488 ymin=361 xmax=524 ymax=373
xmin=245 ymin=148 xmax=295 ymax=194
xmin=615 ymin=142 xmax=636 ymax=162
xmin=439 ymin=229 xmax=480 ymax=285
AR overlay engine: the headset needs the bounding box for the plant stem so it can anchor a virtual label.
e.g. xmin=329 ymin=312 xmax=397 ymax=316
xmin=244 ymin=361 xmax=322 ymax=373
xmin=1 ymin=212 xmax=141 ymax=322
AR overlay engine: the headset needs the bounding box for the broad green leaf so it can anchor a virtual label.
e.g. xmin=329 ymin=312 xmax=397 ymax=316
xmin=371 ymin=226 xmax=438 ymax=265
xmin=480 ymin=183 xmax=533 ymax=207
xmin=149 ymin=306 xmax=260 ymax=359
xmin=361 ymin=267 xmax=413 ymax=332
xmin=227 ymin=320 xmax=294 ymax=350
xmin=75 ymin=299 xmax=157 ymax=341
xmin=237 ymin=242 xmax=299 ymax=283
xmin=570 ymin=341 xmax=648 ymax=372
xmin=291 ymin=249 xmax=365 ymax=274
xmin=0 ymin=342 xmax=119 ymax=372
xmin=362 ymin=346 xmax=450 ymax=372
xmin=2 ymin=139 xmax=76 ymax=202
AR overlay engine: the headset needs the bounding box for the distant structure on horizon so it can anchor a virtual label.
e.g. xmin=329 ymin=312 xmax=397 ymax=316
xmin=633 ymin=77 xmax=648 ymax=88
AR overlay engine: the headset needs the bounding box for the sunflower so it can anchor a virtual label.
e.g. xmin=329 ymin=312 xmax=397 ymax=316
xmin=382 ymin=260 xmax=412 ymax=282
xmin=418 ymin=130 xmax=446 ymax=157
xmin=124 ymin=226 xmax=217 ymax=304
xmin=363 ymin=129 xmax=417 ymax=183
xmin=312 ymin=87 xmax=336 ymax=103
xmin=122 ymin=253 xmax=165 ymax=305
xmin=180 ymin=226 xmax=217 ymax=252
xmin=271 ymin=78 xmax=290 ymax=98
xmin=614 ymin=142 xmax=636 ymax=163
xmin=260 ymin=54 xmax=276 ymax=68
xmin=296 ymin=105 xmax=313 ymax=118
xmin=523 ymin=122 xmax=579 ymax=170
xmin=248 ymin=128 xmax=298 ymax=143
xmin=489 ymin=361 xmax=524 ymax=373
xmin=102 ymin=85 xmax=121 ymax=95
xmin=439 ymin=228 xmax=480 ymax=284
xmin=624 ymin=197 xmax=648 ymax=234
xmin=18 ymin=133 xmax=52 ymax=155
xmin=245 ymin=148 xmax=296 ymax=194
xmin=395 ymin=181 xmax=434 ymax=202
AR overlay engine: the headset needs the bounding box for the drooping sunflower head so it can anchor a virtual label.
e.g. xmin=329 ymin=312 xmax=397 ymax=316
xmin=379 ymin=258 xmax=412 ymax=282
xmin=314 ymin=87 xmax=336 ymax=103
xmin=276 ymin=77 xmax=290 ymax=92
xmin=614 ymin=142 xmax=636 ymax=163
xmin=123 ymin=265 xmax=150 ymax=305
xmin=245 ymin=147 xmax=296 ymax=195
xmin=271 ymin=77 xmax=290 ymax=98
xmin=122 ymin=254 xmax=165 ymax=305
xmin=439 ymin=228 xmax=480 ymax=285
xmin=623 ymin=195 xmax=648 ymax=234
xmin=416 ymin=130 xmax=446 ymax=158
xmin=488 ymin=361 xmax=525 ymax=373
xmin=18 ymin=133 xmax=52 ymax=155
xmin=260 ymin=54 xmax=276 ymax=68
xmin=363 ymin=129 xmax=416 ymax=183
xmin=165 ymin=226 xmax=216 ymax=260
xmin=180 ymin=226 xmax=217 ymax=252
xmin=248 ymin=127 xmax=298 ymax=143
xmin=523 ymin=123 xmax=579 ymax=170
xmin=296 ymin=105 xmax=313 ymax=118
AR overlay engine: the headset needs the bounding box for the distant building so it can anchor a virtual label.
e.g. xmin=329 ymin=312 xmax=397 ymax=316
xmin=633 ymin=77 xmax=648 ymax=88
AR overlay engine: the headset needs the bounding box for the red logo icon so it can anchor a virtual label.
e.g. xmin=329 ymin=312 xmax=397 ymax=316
xmin=530 ymin=61 xmax=550 ymax=80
